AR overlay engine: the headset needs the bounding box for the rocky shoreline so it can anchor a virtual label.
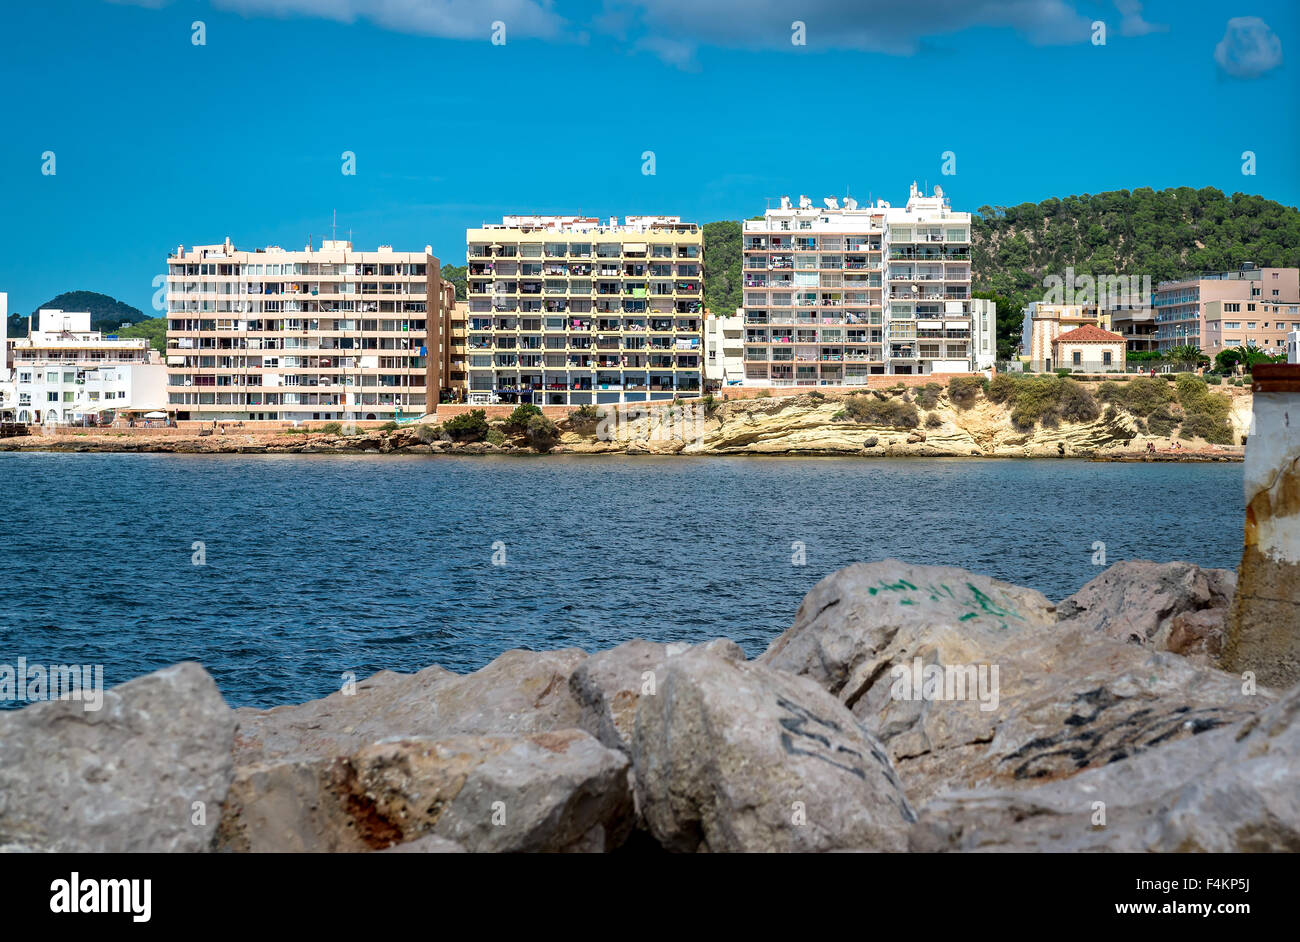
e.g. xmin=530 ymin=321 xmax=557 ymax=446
xmin=0 ymin=381 xmax=1249 ymax=462
xmin=3 ymin=556 xmax=1294 ymax=853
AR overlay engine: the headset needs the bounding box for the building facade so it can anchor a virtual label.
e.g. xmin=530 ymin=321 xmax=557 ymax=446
xmin=1020 ymin=303 xmax=1102 ymax=371
xmin=1153 ymin=265 xmax=1299 ymax=355
xmin=703 ymin=310 xmax=744 ymax=388
xmin=165 ymin=239 xmax=447 ymax=422
xmin=739 ymin=184 xmax=984 ymax=385
xmin=465 ymin=216 xmax=703 ymax=405
xmin=1203 ymin=297 xmax=1300 ymax=358
xmin=1051 ymin=324 xmax=1127 ymax=372
xmin=7 ymin=309 xmax=165 ymax=425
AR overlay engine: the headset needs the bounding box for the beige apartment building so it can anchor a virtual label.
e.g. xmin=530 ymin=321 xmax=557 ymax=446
xmin=466 ymin=216 xmax=703 ymax=405
xmin=740 ymin=184 xmax=989 ymax=385
xmin=1203 ymin=297 xmax=1300 ymax=358
xmin=165 ymin=239 xmax=453 ymax=422
xmin=1154 ymin=264 xmax=1299 ymax=355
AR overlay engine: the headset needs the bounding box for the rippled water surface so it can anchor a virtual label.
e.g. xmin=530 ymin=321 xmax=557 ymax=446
xmin=0 ymin=453 xmax=1243 ymax=707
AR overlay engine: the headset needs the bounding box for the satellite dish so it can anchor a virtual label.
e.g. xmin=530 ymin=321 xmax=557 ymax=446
xmin=779 ymin=196 xmax=791 ymax=209
xmin=799 ymin=195 xmax=812 ymax=209
xmin=824 ymin=197 xmax=839 ymax=209
xmin=844 ymin=197 xmax=858 ymax=210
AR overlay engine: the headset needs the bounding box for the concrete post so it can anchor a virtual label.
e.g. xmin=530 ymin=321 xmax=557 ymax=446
xmin=1223 ymin=364 xmax=1300 ymax=687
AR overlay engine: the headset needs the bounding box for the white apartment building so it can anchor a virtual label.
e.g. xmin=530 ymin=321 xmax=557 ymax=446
xmin=740 ymin=183 xmax=988 ymax=384
xmin=165 ymin=238 xmax=449 ymax=422
xmin=0 ymin=292 xmax=13 ymax=420
xmin=7 ymin=309 xmax=165 ymax=425
xmin=466 ymin=216 xmax=704 ymax=406
xmin=704 ymin=309 xmax=744 ymax=388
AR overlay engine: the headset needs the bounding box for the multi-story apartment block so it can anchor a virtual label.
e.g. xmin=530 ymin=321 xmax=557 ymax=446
xmin=1203 ymin=297 xmax=1300 ymax=358
xmin=703 ymin=310 xmax=745 ymax=388
xmin=1153 ymin=264 xmax=1299 ymax=355
xmin=740 ymin=183 xmax=985 ymax=385
xmin=6 ymin=309 xmax=165 ymax=425
xmin=165 ymin=239 xmax=449 ymax=422
xmin=465 ymin=216 xmax=703 ymax=406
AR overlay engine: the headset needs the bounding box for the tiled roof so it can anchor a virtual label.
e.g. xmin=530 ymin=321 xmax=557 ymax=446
xmin=1053 ymin=324 xmax=1125 ymax=344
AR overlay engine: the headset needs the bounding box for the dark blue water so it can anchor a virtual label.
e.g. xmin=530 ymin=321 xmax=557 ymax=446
xmin=0 ymin=453 xmax=1244 ymax=708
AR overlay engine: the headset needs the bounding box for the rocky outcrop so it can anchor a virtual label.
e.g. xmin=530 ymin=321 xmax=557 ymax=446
xmin=759 ymin=560 xmax=1266 ymax=803
xmin=0 ymin=662 xmax=236 ymax=852
xmin=218 ymin=730 xmax=632 ymax=853
xmin=233 ymin=648 xmax=586 ymax=765
xmin=1056 ymin=560 xmax=1236 ymax=660
xmin=911 ymin=681 xmax=1300 ymax=852
xmin=568 ymin=638 xmax=744 ymax=754
xmin=633 ymin=646 xmax=915 ymax=852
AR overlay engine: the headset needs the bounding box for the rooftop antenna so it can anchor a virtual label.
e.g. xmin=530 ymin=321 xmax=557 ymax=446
xmin=331 ymin=209 xmax=338 ymax=242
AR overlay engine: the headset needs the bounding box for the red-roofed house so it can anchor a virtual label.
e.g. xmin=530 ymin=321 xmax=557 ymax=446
xmin=1051 ymin=324 xmax=1126 ymax=372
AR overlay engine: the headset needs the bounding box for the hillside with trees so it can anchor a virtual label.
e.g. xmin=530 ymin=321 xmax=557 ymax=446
xmin=972 ymin=187 xmax=1300 ymax=357
xmin=441 ymin=263 xmax=467 ymax=301
xmin=702 ymin=220 xmax=741 ymax=315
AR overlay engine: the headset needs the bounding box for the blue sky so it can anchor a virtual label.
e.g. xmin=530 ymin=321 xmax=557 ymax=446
xmin=0 ymin=0 xmax=1294 ymax=316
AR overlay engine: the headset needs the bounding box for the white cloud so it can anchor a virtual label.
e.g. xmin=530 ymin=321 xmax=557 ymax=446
xmin=1113 ymin=0 xmax=1165 ymax=38
xmin=1214 ymin=16 xmax=1283 ymax=79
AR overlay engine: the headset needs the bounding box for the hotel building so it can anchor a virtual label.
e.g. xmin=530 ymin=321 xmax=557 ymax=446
xmin=465 ymin=216 xmax=704 ymax=406
xmin=739 ymin=183 xmax=990 ymax=385
xmin=6 ymin=309 xmax=165 ymax=425
xmin=165 ymin=239 xmax=452 ymax=422
xmin=1153 ymin=264 xmax=1299 ymax=355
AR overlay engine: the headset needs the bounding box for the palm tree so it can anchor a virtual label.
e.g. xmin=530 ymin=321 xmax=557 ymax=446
xmin=1166 ymin=344 xmax=1207 ymax=367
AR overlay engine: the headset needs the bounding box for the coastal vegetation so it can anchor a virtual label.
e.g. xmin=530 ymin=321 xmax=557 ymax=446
xmin=443 ymin=409 xmax=488 ymax=441
xmin=985 ymin=373 xmax=1101 ymax=431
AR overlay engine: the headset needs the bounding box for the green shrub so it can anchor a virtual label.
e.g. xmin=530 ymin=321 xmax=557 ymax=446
xmin=1099 ymin=376 xmax=1174 ymax=417
xmin=567 ymin=403 xmax=601 ymax=433
xmin=526 ymin=414 xmax=559 ymax=450
xmin=701 ymin=393 xmax=719 ymax=415
xmin=842 ymin=395 xmax=919 ymax=429
xmin=378 ymin=421 xmax=398 ymax=432
xmin=1205 ymin=375 xmax=1222 ymax=385
xmin=1146 ymin=406 xmax=1179 ymax=437
xmin=1054 ymin=368 xmax=1072 ymax=377
xmin=1174 ymin=374 xmax=1233 ymax=444
xmin=486 ymin=429 xmax=506 ymax=446
xmin=924 ymin=412 xmax=942 ymax=429
xmin=1058 ymin=379 xmax=1101 ymax=423
xmin=414 ymin=423 xmax=441 ymax=443
xmin=504 ymin=403 xmax=542 ymax=429
xmin=947 ymin=376 xmax=983 ymax=410
xmin=444 ymin=409 xmax=489 ymax=442
xmin=808 ymin=390 xmax=824 ymax=402
xmin=985 ymin=373 xmax=1020 ymax=404
xmin=915 ymin=383 xmax=943 ymax=409
xmin=320 ymin=421 xmax=343 ymax=435
xmin=985 ymin=374 xmax=1100 ymax=430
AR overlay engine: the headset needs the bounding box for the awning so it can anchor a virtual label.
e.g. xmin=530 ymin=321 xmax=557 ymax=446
xmin=144 ymin=411 xmax=168 ymax=419
xmin=624 ymin=242 xmax=647 ymax=253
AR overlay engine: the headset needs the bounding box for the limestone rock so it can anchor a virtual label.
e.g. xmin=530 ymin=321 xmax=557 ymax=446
xmin=569 ymin=638 xmax=744 ymax=754
xmin=233 ymin=648 xmax=586 ymax=765
xmin=911 ymin=680 xmax=1300 ymax=852
xmin=1056 ymin=560 xmax=1235 ymax=658
xmin=0 ymin=662 xmax=236 ymax=852
xmin=633 ymin=646 xmax=915 ymax=852
xmin=219 ymin=729 xmax=632 ymax=853
xmin=759 ymin=560 xmax=1265 ymax=803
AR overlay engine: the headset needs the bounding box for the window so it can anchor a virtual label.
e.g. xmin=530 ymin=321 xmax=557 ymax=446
xmin=1102 ymin=351 xmax=1112 ymax=366
xmin=1072 ymin=351 xmax=1082 ymax=366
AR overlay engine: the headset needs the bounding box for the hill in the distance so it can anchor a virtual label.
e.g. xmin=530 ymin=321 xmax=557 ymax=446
xmin=34 ymin=290 xmax=148 ymax=334
xmin=973 ymin=186 xmax=1300 ymax=356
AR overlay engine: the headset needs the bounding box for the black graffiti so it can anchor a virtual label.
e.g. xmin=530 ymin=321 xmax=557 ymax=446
xmin=1001 ymin=686 xmax=1251 ymax=780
